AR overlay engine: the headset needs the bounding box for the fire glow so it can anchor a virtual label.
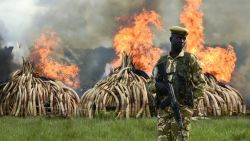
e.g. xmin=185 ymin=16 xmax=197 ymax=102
xmin=113 ymin=10 xmax=163 ymax=75
xmin=180 ymin=0 xmax=237 ymax=82
xmin=30 ymin=32 xmax=80 ymax=89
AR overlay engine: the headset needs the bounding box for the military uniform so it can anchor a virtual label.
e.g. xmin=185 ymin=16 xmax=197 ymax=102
xmin=147 ymin=26 xmax=206 ymax=141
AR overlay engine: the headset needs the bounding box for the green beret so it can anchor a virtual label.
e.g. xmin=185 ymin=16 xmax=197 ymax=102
xmin=169 ymin=26 xmax=189 ymax=37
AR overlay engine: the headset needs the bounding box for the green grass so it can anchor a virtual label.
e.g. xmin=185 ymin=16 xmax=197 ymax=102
xmin=0 ymin=116 xmax=249 ymax=141
xmin=190 ymin=117 xmax=250 ymax=141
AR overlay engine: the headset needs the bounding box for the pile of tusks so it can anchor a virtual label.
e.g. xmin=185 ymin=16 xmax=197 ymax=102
xmin=0 ymin=59 xmax=80 ymax=117
xmin=80 ymin=54 xmax=154 ymax=118
xmin=194 ymin=73 xmax=246 ymax=116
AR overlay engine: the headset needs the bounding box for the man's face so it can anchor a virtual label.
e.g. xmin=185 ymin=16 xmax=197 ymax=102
xmin=170 ymin=34 xmax=186 ymax=53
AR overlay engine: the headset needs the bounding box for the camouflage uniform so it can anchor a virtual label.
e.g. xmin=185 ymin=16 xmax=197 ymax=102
xmin=148 ymin=50 xmax=206 ymax=141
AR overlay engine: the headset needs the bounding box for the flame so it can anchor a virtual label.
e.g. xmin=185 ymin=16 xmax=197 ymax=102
xmin=180 ymin=0 xmax=236 ymax=82
xmin=30 ymin=32 xmax=80 ymax=89
xmin=113 ymin=10 xmax=163 ymax=74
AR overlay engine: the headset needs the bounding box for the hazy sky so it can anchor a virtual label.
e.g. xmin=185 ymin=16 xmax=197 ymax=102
xmin=0 ymin=0 xmax=249 ymax=46
xmin=0 ymin=0 xmax=38 ymax=42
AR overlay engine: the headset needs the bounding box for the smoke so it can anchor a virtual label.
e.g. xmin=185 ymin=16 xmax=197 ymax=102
xmin=0 ymin=46 xmax=18 ymax=83
xmin=26 ymin=0 xmax=158 ymax=50
xmin=201 ymin=0 xmax=250 ymax=108
xmin=230 ymin=42 xmax=250 ymax=108
xmin=66 ymin=47 xmax=115 ymax=93
xmin=0 ymin=35 xmax=18 ymax=83
xmin=202 ymin=0 xmax=250 ymax=45
xmin=0 ymin=0 xmax=38 ymax=43
xmin=1 ymin=0 xmax=250 ymax=51
xmin=0 ymin=21 xmax=8 ymax=46
xmin=0 ymin=35 xmax=3 ymax=47
xmin=0 ymin=0 xmax=37 ymax=64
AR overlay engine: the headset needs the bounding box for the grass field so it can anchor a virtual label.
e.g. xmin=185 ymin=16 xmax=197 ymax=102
xmin=0 ymin=116 xmax=249 ymax=141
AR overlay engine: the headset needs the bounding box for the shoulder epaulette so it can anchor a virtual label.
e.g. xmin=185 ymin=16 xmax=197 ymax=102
xmin=184 ymin=52 xmax=192 ymax=58
xmin=183 ymin=52 xmax=198 ymax=65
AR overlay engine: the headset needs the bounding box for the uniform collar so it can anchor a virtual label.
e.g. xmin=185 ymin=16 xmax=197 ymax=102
xmin=168 ymin=50 xmax=184 ymax=59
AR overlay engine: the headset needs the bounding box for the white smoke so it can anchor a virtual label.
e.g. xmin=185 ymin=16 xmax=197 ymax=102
xmin=0 ymin=0 xmax=40 ymax=43
xmin=0 ymin=0 xmax=43 ymax=63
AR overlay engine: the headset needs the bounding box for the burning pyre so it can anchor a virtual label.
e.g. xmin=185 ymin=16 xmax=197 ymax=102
xmin=0 ymin=33 xmax=81 ymax=117
xmin=30 ymin=32 xmax=80 ymax=89
xmin=0 ymin=59 xmax=80 ymax=117
xmin=80 ymin=10 xmax=163 ymax=118
xmin=80 ymin=53 xmax=154 ymax=118
xmin=181 ymin=0 xmax=245 ymax=116
xmin=195 ymin=73 xmax=246 ymax=116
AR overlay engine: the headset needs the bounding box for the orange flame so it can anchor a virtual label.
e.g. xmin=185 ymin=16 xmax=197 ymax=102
xmin=180 ymin=0 xmax=236 ymax=82
xmin=113 ymin=10 xmax=163 ymax=74
xmin=30 ymin=32 xmax=80 ymax=89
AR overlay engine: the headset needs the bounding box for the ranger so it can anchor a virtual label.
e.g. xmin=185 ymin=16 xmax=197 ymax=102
xmin=148 ymin=26 xmax=206 ymax=141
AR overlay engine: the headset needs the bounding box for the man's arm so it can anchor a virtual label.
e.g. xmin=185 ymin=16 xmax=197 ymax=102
xmin=147 ymin=67 xmax=158 ymax=93
xmin=190 ymin=56 xmax=206 ymax=100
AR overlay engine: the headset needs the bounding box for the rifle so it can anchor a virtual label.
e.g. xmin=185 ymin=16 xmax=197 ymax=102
xmin=155 ymin=62 xmax=186 ymax=141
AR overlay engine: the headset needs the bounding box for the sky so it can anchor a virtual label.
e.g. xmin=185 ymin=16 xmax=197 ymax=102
xmin=1 ymin=0 xmax=250 ymax=46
